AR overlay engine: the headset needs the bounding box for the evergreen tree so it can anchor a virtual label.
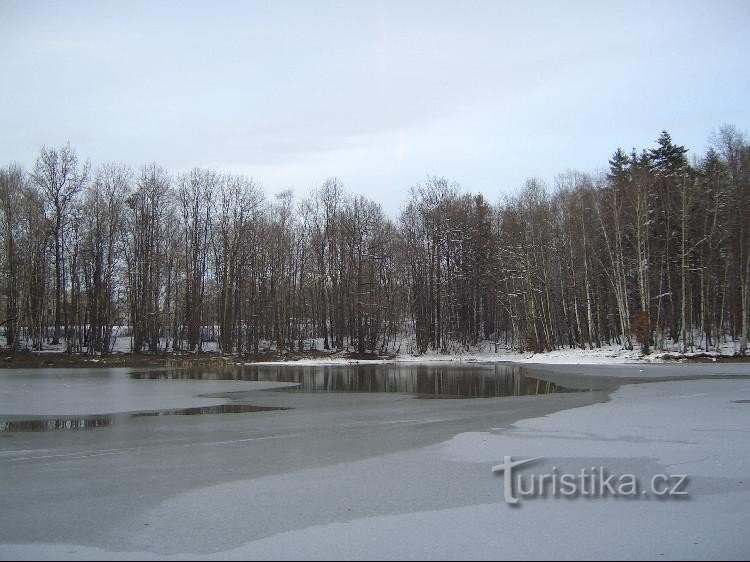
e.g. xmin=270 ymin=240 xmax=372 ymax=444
xmin=607 ymin=148 xmax=631 ymax=184
xmin=649 ymin=131 xmax=688 ymax=177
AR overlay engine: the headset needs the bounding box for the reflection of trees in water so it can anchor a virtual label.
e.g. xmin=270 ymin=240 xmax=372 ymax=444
xmin=293 ymin=366 xmax=564 ymax=397
xmin=131 ymin=365 xmax=567 ymax=398
xmin=3 ymin=366 xmax=569 ymax=432
xmin=1 ymin=416 xmax=115 ymax=432
xmin=0 ymin=404 xmax=285 ymax=432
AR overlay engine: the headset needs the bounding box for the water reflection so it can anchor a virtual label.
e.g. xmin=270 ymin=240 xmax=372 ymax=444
xmin=131 ymin=364 xmax=571 ymax=399
xmin=1 ymin=365 xmax=574 ymax=432
xmin=0 ymin=404 xmax=285 ymax=432
xmin=1 ymin=416 xmax=116 ymax=432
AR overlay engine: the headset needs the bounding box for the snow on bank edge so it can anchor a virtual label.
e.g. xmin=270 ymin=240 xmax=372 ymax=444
xmin=245 ymin=345 xmax=717 ymax=367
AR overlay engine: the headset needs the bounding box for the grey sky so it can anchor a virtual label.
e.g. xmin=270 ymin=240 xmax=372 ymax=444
xmin=1 ymin=0 xmax=748 ymax=215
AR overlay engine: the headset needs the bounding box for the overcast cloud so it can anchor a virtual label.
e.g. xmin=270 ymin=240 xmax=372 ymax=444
xmin=1 ymin=0 xmax=748 ymax=214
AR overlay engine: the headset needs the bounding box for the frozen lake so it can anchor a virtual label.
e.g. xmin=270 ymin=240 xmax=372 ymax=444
xmin=0 ymin=364 xmax=571 ymax=432
xmin=1 ymin=362 xmax=749 ymax=559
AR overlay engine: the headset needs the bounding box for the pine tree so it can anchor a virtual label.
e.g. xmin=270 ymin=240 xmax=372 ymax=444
xmin=607 ymin=148 xmax=631 ymax=184
xmin=649 ymin=131 xmax=688 ymax=177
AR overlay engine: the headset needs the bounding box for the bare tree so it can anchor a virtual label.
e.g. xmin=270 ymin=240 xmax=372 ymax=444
xmin=32 ymin=144 xmax=89 ymax=345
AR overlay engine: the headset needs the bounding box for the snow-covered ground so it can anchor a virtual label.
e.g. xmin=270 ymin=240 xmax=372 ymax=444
xmin=244 ymin=343 xmax=740 ymax=367
xmin=7 ymin=328 xmax=746 ymax=366
xmin=244 ymin=348 xmax=645 ymax=367
xmin=1 ymin=363 xmax=748 ymax=560
xmin=215 ymin=332 xmax=747 ymax=366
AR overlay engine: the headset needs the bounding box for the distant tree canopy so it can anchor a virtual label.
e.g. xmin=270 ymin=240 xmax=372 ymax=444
xmin=0 ymin=125 xmax=748 ymax=356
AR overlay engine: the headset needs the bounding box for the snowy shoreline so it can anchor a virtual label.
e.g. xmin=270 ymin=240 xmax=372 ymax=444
xmin=242 ymin=346 xmax=745 ymax=367
xmin=2 ymin=344 xmax=747 ymax=370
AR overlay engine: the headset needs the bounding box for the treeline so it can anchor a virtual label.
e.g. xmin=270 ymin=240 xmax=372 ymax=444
xmin=0 ymin=126 xmax=748 ymax=356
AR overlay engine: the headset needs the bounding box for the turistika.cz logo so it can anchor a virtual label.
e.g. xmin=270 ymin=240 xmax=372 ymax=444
xmin=492 ymin=456 xmax=689 ymax=505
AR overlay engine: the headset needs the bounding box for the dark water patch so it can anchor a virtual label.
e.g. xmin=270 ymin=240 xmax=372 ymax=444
xmin=1 ymin=416 xmax=116 ymax=432
xmin=733 ymin=400 xmax=750 ymax=404
xmin=130 ymin=364 xmax=577 ymax=399
xmin=0 ymin=404 xmax=286 ymax=432
xmin=130 ymin=404 xmax=287 ymax=417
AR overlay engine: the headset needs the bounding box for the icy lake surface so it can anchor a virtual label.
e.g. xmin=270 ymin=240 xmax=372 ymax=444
xmin=1 ymin=362 xmax=749 ymax=559
xmin=0 ymin=364 xmax=571 ymax=432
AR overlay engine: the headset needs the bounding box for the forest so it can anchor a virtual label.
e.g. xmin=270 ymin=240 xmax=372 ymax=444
xmin=0 ymin=126 xmax=748 ymax=357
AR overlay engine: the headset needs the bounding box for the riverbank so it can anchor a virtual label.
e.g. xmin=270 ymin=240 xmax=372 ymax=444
xmin=0 ymin=344 xmax=746 ymax=369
